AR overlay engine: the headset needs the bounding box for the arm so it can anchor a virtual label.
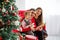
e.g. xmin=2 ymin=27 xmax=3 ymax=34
xmin=36 ymin=23 xmax=45 ymax=31
xmin=31 ymin=17 xmax=36 ymax=28
xmin=20 ymin=20 xmax=31 ymax=32
xmin=39 ymin=23 xmax=46 ymax=30
xmin=30 ymin=17 xmax=37 ymax=31
xmin=39 ymin=23 xmax=45 ymax=28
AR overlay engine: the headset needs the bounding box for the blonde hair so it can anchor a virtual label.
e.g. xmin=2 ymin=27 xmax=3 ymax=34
xmin=24 ymin=10 xmax=31 ymax=16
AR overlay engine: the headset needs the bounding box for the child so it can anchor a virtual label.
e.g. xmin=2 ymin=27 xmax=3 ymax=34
xmin=20 ymin=10 xmax=34 ymax=35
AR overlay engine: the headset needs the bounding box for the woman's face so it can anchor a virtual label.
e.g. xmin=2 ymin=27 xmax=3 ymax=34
xmin=36 ymin=9 xmax=42 ymax=16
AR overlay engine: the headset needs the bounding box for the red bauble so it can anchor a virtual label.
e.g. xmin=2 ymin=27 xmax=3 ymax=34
xmin=0 ymin=8 xmax=2 ymax=11
xmin=0 ymin=21 xmax=3 ymax=27
xmin=4 ymin=0 xmax=9 ymax=2
xmin=4 ymin=0 xmax=7 ymax=1
xmin=25 ymin=35 xmax=38 ymax=40
xmin=13 ymin=13 xmax=16 ymax=16
xmin=0 ymin=36 xmax=3 ymax=40
xmin=5 ymin=11 xmax=8 ymax=14
xmin=12 ymin=6 xmax=14 ymax=10
xmin=7 ymin=20 xmax=10 ymax=25
xmin=2 ymin=13 xmax=6 ymax=17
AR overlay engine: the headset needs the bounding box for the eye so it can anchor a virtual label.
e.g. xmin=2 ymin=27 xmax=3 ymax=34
xmin=31 ymin=12 xmax=34 ymax=13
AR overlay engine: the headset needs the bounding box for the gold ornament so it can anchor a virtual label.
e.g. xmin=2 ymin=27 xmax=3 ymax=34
xmin=2 ymin=5 xmax=6 ymax=12
xmin=0 ymin=19 xmax=3 ymax=28
xmin=0 ymin=8 xmax=2 ymax=11
xmin=4 ymin=0 xmax=9 ymax=2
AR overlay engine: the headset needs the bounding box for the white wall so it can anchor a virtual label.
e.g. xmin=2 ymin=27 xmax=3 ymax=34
xmin=25 ymin=0 xmax=56 ymax=15
xmin=15 ymin=0 xmax=25 ymax=10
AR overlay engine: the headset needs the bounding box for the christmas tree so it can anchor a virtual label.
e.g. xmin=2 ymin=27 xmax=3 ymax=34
xmin=0 ymin=0 xmax=20 ymax=40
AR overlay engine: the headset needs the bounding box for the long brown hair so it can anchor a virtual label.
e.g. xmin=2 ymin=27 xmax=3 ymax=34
xmin=36 ymin=7 xmax=43 ymax=26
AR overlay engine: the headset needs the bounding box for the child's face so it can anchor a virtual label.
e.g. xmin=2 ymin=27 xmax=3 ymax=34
xmin=25 ymin=11 xmax=31 ymax=20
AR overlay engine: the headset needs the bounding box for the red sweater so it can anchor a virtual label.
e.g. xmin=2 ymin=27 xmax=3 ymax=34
xmin=43 ymin=24 xmax=46 ymax=30
xmin=20 ymin=17 xmax=46 ymax=32
xmin=20 ymin=17 xmax=36 ymax=32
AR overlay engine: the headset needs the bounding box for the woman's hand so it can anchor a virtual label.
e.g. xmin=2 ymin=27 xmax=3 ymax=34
xmin=36 ymin=26 xmax=43 ymax=31
xmin=36 ymin=23 xmax=45 ymax=31
xmin=38 ymin=27 xmax=43 ymax=31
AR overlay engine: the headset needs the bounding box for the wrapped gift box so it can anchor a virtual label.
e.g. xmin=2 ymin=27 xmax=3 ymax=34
xmin=20 ymin=35 xmax=38 ymax=40
xmin=25 ymin=35 xmax=38 ymax=40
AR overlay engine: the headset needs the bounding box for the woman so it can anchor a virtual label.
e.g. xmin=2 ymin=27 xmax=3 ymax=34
xmin=33 ymin=7 xmax=48 ymax=40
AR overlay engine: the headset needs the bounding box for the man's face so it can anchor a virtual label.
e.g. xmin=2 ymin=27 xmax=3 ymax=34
xmin=30 ymin=10 xmax=36 ymax=17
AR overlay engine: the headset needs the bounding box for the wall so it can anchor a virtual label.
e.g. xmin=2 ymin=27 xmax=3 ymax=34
xmin=15 ymin=0 xmax=25 ymax=10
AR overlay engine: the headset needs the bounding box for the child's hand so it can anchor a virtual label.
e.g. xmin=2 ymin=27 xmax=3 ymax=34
xmin=27 ymin=23 xmax=34 ymax=27
xmin=31 ymin=23 xmax=35 ymax=27
xmin=30 ymin=27 xmax=35 ymax=31
xmin=26 ymin=24 xmax=31 ymax=27
xmin=35 ymin=26 xmax=39 ymax=31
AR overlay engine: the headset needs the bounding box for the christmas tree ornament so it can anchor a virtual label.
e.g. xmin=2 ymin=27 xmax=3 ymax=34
xmin=0 ymin=8 xmax=2 ymax=11
xmin=12 ymin=6 xmax=15 ymax=10
xmin=0 ymin=19 xmax=3 ymax=28
xmin=11 ymin=5 xmax=12 ymax=11
xmin=2 ymin=7 xmax=6 ymax=12
xmin=4 ymin=0 xmax=9 ymax=2
xmin=2 ymin=2 xmax=4 ymax=5
xmin=15 ymin=20 xmax=20 ymax=26
xmin=2 ymin=13 xmax=6 ymax=17
xmin=10 ymin=5 xmax=15 ymax=11
xmin=5 ymin=11 xmax=9 ymax=14
xmin=0 ymin=19 xmax=2 ymax=22
xmin=13 ymin=13 xmax=16 ymax=16
xmin=7 ymin=20 xmax=11 ymax=25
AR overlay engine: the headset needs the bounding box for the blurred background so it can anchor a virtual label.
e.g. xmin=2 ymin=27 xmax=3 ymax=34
xmin=15 ymin=0 xmax=60 ymax=40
